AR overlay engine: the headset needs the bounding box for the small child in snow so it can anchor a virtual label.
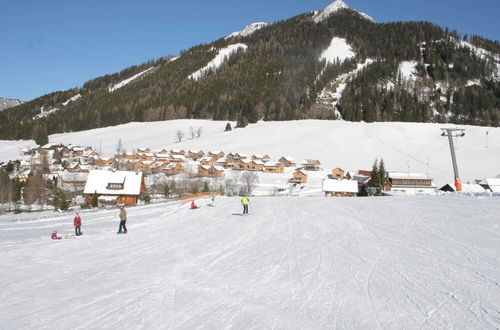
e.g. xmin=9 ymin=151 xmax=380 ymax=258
xmin=51 ymin=230 xmax=62 ymax=240
xmin=191 ymin=200 xmax=198 ymax=209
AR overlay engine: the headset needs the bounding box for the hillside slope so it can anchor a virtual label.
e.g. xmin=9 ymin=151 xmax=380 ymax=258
xmin=0 ymin=0 xmax=498 ymax=140
xmin=1 ymin=196 xmax=499 ymax=328
xmin=1 ymin=120 xmax=499 ymax=186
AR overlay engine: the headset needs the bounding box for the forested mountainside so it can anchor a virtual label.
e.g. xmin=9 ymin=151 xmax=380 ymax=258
xmin=1 ymin=0 xmax=499 ymax=141
xmin=0 ymin=98 xmax=22 ymax=111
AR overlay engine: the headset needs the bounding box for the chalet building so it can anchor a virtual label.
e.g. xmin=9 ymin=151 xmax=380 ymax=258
xmin=208 ymin=151 xmax=225 ymax=159
xmin=150 ymin=162 xmax=167 ymax=173
xmin=67 ymin=162 xmax=84 ymax=172
xmin=478 ymin=178 xmax=500 ymax=193
xmin=155 ymin=154 xmax=171 ymax=163
xmin=386 ymin=172 xmax=436 ymax=195
xmin=84 ymin=170 xmax=146 ymax=206
xmin=16 ymin=169 xmax=31 ymax=182
xmin=137 ymin=147 xmax=151 ymax=153
xmin=121 ymin=152 xmax=138 ymax=160
xmin=170 ymin=149 xmax=185 ymax=156
xmin=138 ymin=153 xmax=155 ymax=161
xmin=240 ymin=159 xmax=264 ymax=171
xmin=57 ymin=171 xmax=89 ymax=193
xmin=346 ymin=170 xmax=371 ymax=194
xmin=170 ymin=155 xmax=187 ymax=163
xmin=252 ymin=154 xmax=271 ymax=161
xmin=95 ymin=157 xmax=116 ymax=167
xmin=322 ymin=179 xmax=358 ymax=197
xmin=289 ymin=170 xmax=308 ymax=184
xmin=279 ymin=156 xmax=296 ymax=167
xmin=301 ymin=159 xmax=321 ymax=171
xmin=331 ymin=168 xmax=346 ymax=179
xmin=216 ymin=158 xmax=236 ymax=169
xmin=234 ymin=153 xmax=249 ymax=161
xmin=263 ymin=161 xmax=285 ymax=173
xmin=83 ymin=150 xmax=99 ymax=158
xmin=163 ymin=163 xmax=185 ymax=175
xmin=197 ymin=165 xmax=225 ymax=177
xmin=199 ymin=156 xmax=217 ymax=166
xmin=134 ymin=160 xmax=154 ymax=172
xmin=187 ymin=150 xmax=204 ymax=160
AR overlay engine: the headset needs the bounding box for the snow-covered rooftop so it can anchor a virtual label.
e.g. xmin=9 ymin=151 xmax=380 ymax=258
xmin=322 ymin=178 xmax=358 ymax=192
xmin=389 ymin=172 xmax=430 ymax=180
xmin=84 ymin=170 xmax=143 ymax=195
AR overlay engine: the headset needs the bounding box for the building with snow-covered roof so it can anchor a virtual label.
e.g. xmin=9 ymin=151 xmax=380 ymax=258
xmin=84 ymin=170 xmax=146 ymax=206
xmin=478 ymin=178 xmax=500 ymax=193
xmin=263 ymin=161 xmax=285 ymax=173
xmin=289 ymin=170 xmax=308 ymax=184
xmin=322 ymin=179 xmax=358 ymax=197
xmin=301 ymin=159 xmax=321 ymax=171
xmin=197 ymin=165 xmax=225 ymax=177
xmin=240 ymin=159 xmax=264 ymax=171
xmin=279 ymin=156 xmax=296 ymax=167
xmin=386 ymin=172 xmax=436 ymax=195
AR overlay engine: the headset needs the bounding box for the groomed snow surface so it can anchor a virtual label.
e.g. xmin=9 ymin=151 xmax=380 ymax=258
xmin=1 ymin=196 xmax=499 ymax=328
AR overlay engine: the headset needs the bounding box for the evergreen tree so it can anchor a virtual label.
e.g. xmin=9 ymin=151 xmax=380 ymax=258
xmin=33 ymin=121 xmax=49 ymax=146
xmin=379 ymin=158 xmax=387 ymax=192
xmin=91 ymin=192 xmax=99 ymax=207
xmin=203 ymin=181 xmax=209 ymax=192
xmin=224 ymin=122 xmax=232 ymax=131
xmin=369 ymin=159 xmax=380 ymax=189
xmin=164 ymin=183 xmax=171 ymax=198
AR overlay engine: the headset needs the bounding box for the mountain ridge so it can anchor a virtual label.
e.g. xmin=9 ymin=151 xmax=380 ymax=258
xmin=0 ymin=0 xmax=498 ymax=140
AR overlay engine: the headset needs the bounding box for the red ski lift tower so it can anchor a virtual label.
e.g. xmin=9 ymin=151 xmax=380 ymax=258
xmin=441 ymin=128 xmax=465 ymax=191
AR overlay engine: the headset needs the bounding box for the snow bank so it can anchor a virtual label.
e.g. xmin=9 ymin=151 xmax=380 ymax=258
xmin=188 ymin=44 xmax=248 ymax=81
xmin=225 ymin=22 xmax=268 ymax=39
xmin=0 ymin=196 xmax=498 ymax=328
xmin=109 ymin=67 xmax=155 ymax=92
xmin=62 ymin=94 xmax=81 ymax=106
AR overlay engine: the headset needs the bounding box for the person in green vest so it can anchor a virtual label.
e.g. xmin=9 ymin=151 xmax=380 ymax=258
xmin=241 ymin=195 xmax=250 ymax=215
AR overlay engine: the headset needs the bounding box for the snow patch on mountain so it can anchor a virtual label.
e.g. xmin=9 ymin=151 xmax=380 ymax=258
xmin=313 ymin=0 xmax=374 ymax=23
xmin=33 ymin=106 xmax=59 ymax=120
xmin=188 ymin=44 xmax=248 ymax=81
xmin=398 ymin=61 xmax=419 ymax=82
xmin=0 ymin=98 xmax=22 ymax=111
xmin=466 ymin=79 xmax=481 ymax=87
xmin=225 ymin=22 xmax=268 ymax=40
xmin=318 ymin=59 xmax=374 ymax=114
xmin=62 ymin=94 xmax=81 ymax=106
xmin=319 ymin=37 xmax=356 ymax=65
xmin=108 ymin=67 xmax=155 ymax=93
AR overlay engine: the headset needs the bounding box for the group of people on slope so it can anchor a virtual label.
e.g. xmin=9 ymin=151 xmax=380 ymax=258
xmin=52 ymin=195 xmax=250 ymax=240
xmin=51 ymin=206 xmax=128 ymax=239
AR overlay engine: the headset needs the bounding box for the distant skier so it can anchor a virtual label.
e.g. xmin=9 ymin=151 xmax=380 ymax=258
xmin=191 ymin=200 xmax=198 ymax=209
xmin=241 ymin=195 xmax=250 ymax=215
xmin=117 ymin=206 xmax=128 ymax=234
xmin=74 ymin=212 xmax=82 ymax=236
xmin=51 ymin=230 xmax=62 ymax=240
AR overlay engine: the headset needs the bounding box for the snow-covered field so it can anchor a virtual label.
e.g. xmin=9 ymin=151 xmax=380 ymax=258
xmin=1 ymin=120 xmax=498 ymax=187
xmin=0 ymin=195 xmax=499 ymax=328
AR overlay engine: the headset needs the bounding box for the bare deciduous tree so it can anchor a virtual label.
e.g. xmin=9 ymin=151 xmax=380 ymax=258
xmin=189 ymin=126 xmax=195 ymax=139
xmin=196 ymin=126 xmax=203 ymax=138
xmin=240 ymin=171 xmax=259 ymax=195
xmin=175 ymin=130 xmax=185 ymax=143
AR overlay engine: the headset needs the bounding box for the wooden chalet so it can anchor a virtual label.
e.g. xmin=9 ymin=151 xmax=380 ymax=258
xmin=301 ymin=159 xmax=321 ymax=171
xmin=170 ymin=155 xmax=187 ymax=163
xmin=137 ymin=147 xmax=151 ymax=153
xmin=155 ymin=153 xmax=171 ymax=163
xmin=170 ymin=149 xmax=185 ymax=156
xmin=208 ymin=151 xmax=225 ymax=159
xmin=138 ymin=152 xmax=155 ymax=161
xmin=197 ymin=165 xmax=225 ymax=177
xmin=199 ymin=156 xmax=217 ymax=166
xmin=252 ymin=154 xmax=271 ymax=161
xmin=95 ymin=157 xmax=116 ymax=167
xmin=187 ymin=150 xmax=205 ymax=160
xmin=279 ymin=156 xmax=296 ymax=167
xmin=240 ymin=159 xmax=264 ymax=171
xmin=289 ymin=170 xmax=308 ymax=184
xmin=162 ymin=163 xmax=185 ymax=175
xmin=263 ymin=161 xmax=285 ymax=173
xmin=331 ymin=168 xmax=346 ymax=179
xmin=84 ymin=170 xmax=146 ymax=206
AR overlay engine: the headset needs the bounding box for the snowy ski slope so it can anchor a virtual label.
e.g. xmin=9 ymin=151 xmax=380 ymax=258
xmin=0 ymin=196 xmax=499 ymax=328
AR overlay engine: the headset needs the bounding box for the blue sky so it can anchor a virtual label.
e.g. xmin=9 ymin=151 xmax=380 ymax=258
xmin=1 ymin=0 xmax=499 ymax=101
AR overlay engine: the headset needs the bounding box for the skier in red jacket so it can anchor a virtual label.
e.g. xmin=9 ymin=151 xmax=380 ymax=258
xmin=74 ymin=213 xmax=82 ymax=236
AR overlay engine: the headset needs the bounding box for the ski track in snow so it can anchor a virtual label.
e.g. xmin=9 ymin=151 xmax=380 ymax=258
xmin=0 ymin=195 xmax=499 ymax=328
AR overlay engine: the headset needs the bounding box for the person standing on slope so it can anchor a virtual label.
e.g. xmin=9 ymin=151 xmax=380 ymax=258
xmin=74 ymin=212 xmax=82 ymax=236
xmin=117 ymin=206 xmax=128 ymax=234
xmin=241 ymin=195 xmax=250 ymax=215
